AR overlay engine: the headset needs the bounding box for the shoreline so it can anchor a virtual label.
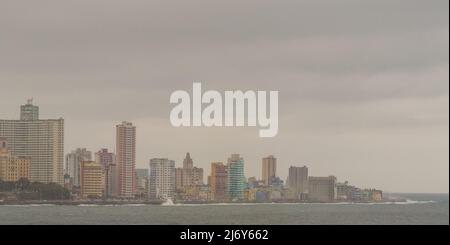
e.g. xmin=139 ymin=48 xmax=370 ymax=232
xmin=0 ymin=199 xmax=412 ymax=206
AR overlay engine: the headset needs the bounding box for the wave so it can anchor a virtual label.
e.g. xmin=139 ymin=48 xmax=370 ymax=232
xmin=400 ymin=199 xmax=436 ymax=204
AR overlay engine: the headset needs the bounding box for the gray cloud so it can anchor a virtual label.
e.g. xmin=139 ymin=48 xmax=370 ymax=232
xmin=0 ymin=0 xmax=448 ymax=192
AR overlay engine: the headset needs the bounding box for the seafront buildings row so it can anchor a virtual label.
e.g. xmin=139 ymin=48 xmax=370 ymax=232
xmin=0 ymin=102 xmax=383 ymax=202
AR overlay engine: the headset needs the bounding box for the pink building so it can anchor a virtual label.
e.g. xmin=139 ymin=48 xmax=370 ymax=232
xmin=116 ymin=121 xmax=136 ymax=198
xmin=95 ymin=148 xmax=117 ymax=197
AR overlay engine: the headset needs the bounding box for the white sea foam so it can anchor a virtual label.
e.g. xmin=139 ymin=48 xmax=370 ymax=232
xmin=162 ymin=199 xmax=175 ymax=206
xmin=401 ymin=199 xmax=436 ymax=204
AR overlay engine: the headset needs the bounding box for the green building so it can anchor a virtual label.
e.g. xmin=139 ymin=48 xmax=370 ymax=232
xmin=227 ymin=154 xmax=245 ymax=201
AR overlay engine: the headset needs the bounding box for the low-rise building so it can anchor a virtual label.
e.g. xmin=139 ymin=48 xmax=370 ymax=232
xmin=244 ymin=188 xmax=257 ymax=202
xmin=308 ymin=176 xmax=337 ymax=202
xmin=0 ymin=138 xmax=31 ymax=182
xmin=80 ymin=161 xmax=105 ymax=199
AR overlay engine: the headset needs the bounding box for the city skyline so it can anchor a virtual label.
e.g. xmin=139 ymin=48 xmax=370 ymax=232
xmin=0 ymin=1 xmax=448 ymax=193
xmin=0 ymin=100 xmax=447 ymax=194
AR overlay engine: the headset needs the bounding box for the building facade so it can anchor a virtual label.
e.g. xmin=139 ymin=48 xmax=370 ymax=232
xmin=0 ymin=101 xmax=64 ymax=185
xmin=210 ymin=162 xmax=228 ymax=201
xmin=116 ymin=121 xmax=136 ymax=198
xmin=136 ymin=168 xmax=149 ymax=199
xmin=20 ymin=100 xmax=39 ymax=120
xmin=262 ymin=155 xmax=277 ymax=186
xmin=95 ymin=148 xmax=117 ymax=197
xmin=80 ymin=161 xmax=105 ymax=199
xmin=288 ymin=166 xmax=309 ymax=199
xmin=175 ymin=153 xmax=204 ymax=191
xmin=0 ymin=137 xmax=31 ymax=181
xmin=149 ymin=158 xmax=175 ymax=200
xmin=227 ymin=154 xmax=245 ymax=201
xmin=308 ymin=176 xmax=337 ymax=202
xmin=65 ymin=148 xmax=92 ymax=187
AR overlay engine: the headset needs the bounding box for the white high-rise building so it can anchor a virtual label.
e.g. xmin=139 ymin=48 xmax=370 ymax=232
xmin=149 ymin=158 xmax=175 ymax=200
xmin=0 ymin=101 xmax=64 ymax=185
xmin=65 ymin=148 xmax=92 ymax=187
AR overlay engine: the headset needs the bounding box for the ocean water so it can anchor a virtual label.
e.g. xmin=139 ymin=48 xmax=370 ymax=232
xmin=0 ymin=194 xmax=448 ymax=225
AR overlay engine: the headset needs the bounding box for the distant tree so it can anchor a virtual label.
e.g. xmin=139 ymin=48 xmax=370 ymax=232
xmin=0 ymin=180 xmax=15 ymax=191
xmin=16 ymin=178 xmax=30 ymax=191
xmin=1 ymin=180 xmax=70 ymax=200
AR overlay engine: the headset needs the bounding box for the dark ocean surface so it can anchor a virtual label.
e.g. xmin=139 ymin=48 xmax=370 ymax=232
xmin=0 ymin=193 xmax=447 ymax=225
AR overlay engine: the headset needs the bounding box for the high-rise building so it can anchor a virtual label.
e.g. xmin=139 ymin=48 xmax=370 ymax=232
xmin=227 ymin=154 xmax=245 ymax=201
xmin=0 ymin=101 xmax=64 ymax=185
xmin=116 ymin=121 xmax=136 ymax=198
xmin=149 ymin=158 xmax=175 ymax=200
xmin=210 ymin=162 xmax=228 ymax=201
xmin=175 ymin=168 xmax=183 ymax=191
xmin=80 ymin=161 xmax=105 ymax=199
xmin=95 ymin=148 xmax=117 ymax=197
xmin=308 ymin=176 xmax=337 ymax=202
xmin=262 ymin=155 xmax=277 ymax=186
xmin=0 ymin=137 xmax=31 ymax=181
xmin=175 ymin=152 xmax=204 ymax=190
xmin=136 ymin=168 xmax=149 ymax=199
xmin=65 ymin=148 xmax=92 ymax=187
xmin=183 ymin=152 xmax=193 ymax=169
xmin=288 ymin=166 xmax=309 ymax=199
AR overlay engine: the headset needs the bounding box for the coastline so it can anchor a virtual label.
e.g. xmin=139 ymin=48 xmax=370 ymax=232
xmin=0 ymin=199 xmax=411 ymax=206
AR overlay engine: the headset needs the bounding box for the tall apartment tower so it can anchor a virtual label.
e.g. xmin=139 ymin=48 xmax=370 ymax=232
xmin=116 ymin=121 xmax=136 ymax=198
xmin=95 ymin=148 xmax=117 ymax=197
xmin=288 ymin=166 xmax=309 ymax=199
xmin=149 ymin=158 xmax=175 ymax=200
xmin=210 ymin=162 xmax=228 ymax=201
xmin=262 ymin=155 xmax=277 ymax=186
xmin=65 ymin=148 xmax=92 ymax=187
xmin=227 ymin=154 xmax=245 ymax=201
xmin=0 ymin=101 xmax=64 ymax=185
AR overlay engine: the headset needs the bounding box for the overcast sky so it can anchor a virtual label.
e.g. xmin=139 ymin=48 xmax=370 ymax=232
xmin=0 ymin=0 xmax=448 ymax=193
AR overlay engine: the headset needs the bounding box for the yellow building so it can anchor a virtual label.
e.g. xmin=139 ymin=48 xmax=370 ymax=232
xmin=0 ymin=138 xmax=31 ymax=182
xmin=371 ymin=189 xmax=383 ymax=202
xmin=244 ymin=188 xmax=257 ymax=202
xmin=80 ymin=161 xmax=105 ymax=199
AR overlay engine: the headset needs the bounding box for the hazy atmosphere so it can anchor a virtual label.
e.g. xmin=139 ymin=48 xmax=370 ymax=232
xmin=1 ymin=0 xmax=448 ymax=193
